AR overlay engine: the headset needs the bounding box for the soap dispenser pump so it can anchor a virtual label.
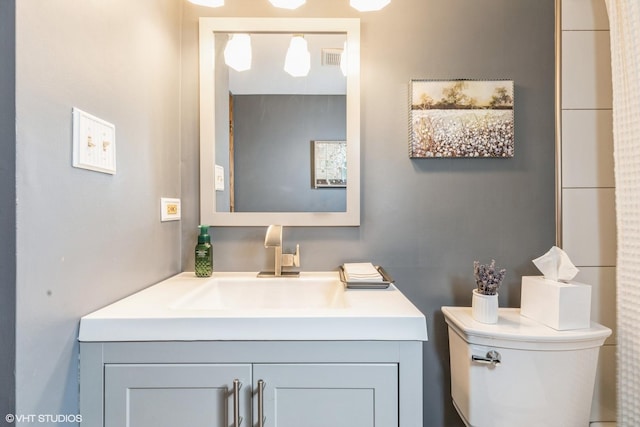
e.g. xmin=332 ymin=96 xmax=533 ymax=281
xmin=195 ymin=225 xmax=213 ymax=277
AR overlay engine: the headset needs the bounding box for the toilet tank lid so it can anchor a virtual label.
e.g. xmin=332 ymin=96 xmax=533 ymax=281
xmin=441 ymin=307 xmax=611 ymax=351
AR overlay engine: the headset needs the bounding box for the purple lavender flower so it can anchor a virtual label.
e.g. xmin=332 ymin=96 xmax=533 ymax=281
xmin=473 ymin=259 xmax=506 ymax=295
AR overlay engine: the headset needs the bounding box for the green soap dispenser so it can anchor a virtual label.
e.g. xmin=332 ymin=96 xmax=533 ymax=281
xmin=195 ymin=225 xmax=213 ymax=277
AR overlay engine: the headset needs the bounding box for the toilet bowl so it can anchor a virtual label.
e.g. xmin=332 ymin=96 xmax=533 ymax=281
xmin=442 ymin=306 xmax=611 ymax=427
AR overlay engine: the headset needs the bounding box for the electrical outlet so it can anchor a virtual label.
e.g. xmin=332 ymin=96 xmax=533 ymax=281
xmin=161 ymin=198 xmax=181 ymax=222
xmin=215 ymin=164 xmax=225 ymax=191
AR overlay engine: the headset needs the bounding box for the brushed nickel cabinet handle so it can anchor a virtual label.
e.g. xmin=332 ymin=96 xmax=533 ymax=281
xmin=233 ymin=379 xmax=243 ymax=427
xmin=257 ymin=379 xmax=266 ymax=427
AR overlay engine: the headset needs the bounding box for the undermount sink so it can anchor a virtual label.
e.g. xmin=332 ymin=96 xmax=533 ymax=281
xmin=170 ymin=275 xmax=346 ymax=310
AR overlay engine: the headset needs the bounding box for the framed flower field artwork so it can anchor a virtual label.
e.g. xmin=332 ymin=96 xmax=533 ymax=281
xmin=409 ymin=79 xmax=514 ymax=158
xmin=312 ymin=140 xmax=347 ymax=188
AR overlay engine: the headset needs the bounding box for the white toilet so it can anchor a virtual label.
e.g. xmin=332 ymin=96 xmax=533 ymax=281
xmin=442 ymin=306 xmax=611 ymax=427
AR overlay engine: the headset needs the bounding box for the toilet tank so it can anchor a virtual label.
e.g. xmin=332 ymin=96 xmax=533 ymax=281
xmin=442 ymin=307 xmax=611 ymax=427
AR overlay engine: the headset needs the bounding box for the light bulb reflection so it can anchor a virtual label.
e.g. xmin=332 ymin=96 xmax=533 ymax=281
xmin=224 ymin=34 xmax=252 ymax=72
xmin=284 ymin=35 xmax=310 ymax=77
xmin=340 ymin=42 xmax=348 ymax=77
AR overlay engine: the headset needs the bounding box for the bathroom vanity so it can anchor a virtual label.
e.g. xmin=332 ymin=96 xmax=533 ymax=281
xmin=78 ymin=272 xmax=428 ymax=427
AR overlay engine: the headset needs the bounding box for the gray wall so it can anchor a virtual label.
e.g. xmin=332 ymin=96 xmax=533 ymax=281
xmin=15 ymin=0 xmax=182 ymax=418
xmin=181 ymin=1 xmax=555 ymax=426
xmin=1 ymin=0 xmax=16 ymax=422
xmin=234 ymin=94 xmax=346 ymax=212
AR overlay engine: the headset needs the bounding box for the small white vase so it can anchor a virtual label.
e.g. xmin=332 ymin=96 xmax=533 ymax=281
xmin=472 ymin=289 xmax=499 ymax=324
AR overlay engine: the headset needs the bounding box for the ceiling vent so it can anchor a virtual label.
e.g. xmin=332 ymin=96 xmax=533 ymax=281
xmin=321 ymin=48 xmax=343 ymax=66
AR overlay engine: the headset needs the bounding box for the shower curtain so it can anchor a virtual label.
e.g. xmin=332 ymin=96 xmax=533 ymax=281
xmin=604 ymin=1 xmax=640 ymax=425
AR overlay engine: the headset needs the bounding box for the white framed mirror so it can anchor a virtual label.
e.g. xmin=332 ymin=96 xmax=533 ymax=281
xmin=199 ymin=17 xmax=360 ymax=226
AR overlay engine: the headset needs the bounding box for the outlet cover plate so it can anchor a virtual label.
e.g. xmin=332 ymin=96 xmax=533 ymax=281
xmin=215 ymin=164 xmax=225 ymax=191
xmin=72 ymin=107 xmax=116 ymax=174
xmin=161 ymin=198 xmax=181 ymax=222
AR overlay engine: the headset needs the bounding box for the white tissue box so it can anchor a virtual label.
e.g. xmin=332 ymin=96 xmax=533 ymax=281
xmin=520 ymin=276 xmax=592 ymax=330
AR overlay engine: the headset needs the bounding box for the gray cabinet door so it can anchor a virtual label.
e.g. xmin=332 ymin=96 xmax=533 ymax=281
xmin=254 ymin=364 xmax=398 ymax=427
xmin=104 ymin=364 xmax=251 ymax=427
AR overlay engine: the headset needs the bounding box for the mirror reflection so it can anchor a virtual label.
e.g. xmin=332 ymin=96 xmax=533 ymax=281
xmin=218 ymin=33 xmax=347 ymax=213
xmin=199 ymin=18 xmax=360 ymax=226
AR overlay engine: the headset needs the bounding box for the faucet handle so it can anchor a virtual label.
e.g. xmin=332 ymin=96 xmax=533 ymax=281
xmin=282 ymin=244 xmax=300 ymax=268
xmin=293 ymin=244 xmax=300 ymax=267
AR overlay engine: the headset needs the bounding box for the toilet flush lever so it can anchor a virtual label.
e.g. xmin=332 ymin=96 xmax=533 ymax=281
xmin=472 ymin=350 xmax=502 ymax=366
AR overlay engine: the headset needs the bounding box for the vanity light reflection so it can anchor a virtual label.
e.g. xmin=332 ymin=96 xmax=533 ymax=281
xmin=224 ymin=34 xmax=252 ymax=72
xmin=224 ymin=33 xmax=342 ymax=78
xmin=284 ymin=35 xmax=311 ymax=77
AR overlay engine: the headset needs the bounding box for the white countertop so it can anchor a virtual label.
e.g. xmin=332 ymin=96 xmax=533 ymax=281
xmin=79 ymin=271 xmax=428 ymax=342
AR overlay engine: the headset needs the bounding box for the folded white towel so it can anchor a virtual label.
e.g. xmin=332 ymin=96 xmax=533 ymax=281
xmin=343 ymin=262 xmax=383 ymax=282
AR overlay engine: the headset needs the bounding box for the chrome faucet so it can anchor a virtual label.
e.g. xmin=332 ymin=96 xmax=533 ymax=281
xmin=259 ymin=225 xmax=300 ymax=277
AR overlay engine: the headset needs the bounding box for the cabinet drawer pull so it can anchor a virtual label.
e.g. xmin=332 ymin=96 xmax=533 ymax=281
xmin=233 ymin=379 xmax=243 ymax=427
xmin=257 ymin=379 xmax=266 ymax=427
